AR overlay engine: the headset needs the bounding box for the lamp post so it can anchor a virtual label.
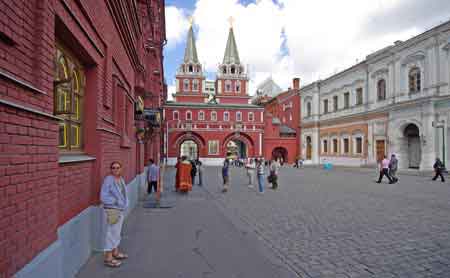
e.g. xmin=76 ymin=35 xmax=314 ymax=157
xmin=433 ymin=120 xmax=446 ymax=167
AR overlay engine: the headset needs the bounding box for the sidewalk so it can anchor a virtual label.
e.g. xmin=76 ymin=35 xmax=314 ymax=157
xmin=76 ymin=168 xmax=295 ymax=278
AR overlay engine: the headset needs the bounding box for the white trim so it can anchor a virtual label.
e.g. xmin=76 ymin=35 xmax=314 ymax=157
xmin=224 ymin=111 xmax=230 ymax=121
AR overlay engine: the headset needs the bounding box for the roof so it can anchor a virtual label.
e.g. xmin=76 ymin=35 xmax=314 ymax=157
xmin=279 ymin=125 xmax=296 ymax=134
xmin=183 ymin=25 xmax=199 ymax=64
xmin=164 ymin=101 xmax=263 ymax=109
xmin=254 ymin=77 xmax=283 ymax=99
xmin=222 ymin=27 xmax=240 ymax=65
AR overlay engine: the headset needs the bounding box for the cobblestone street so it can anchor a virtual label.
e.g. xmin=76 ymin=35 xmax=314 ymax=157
xmin=202 ymin=166 xmax=450 ymax=278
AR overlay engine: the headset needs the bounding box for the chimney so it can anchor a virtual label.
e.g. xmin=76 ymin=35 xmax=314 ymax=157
xmin=292 ymin=78 xmax=300 ymax=90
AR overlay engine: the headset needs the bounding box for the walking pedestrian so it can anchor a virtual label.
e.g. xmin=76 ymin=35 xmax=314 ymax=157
xmin=100 ymin=161 xmax=129 ymax=268
xmin=245 ymin=158 xmax=256 ymax=188
xmin=376 ymin=156 xmax=394 ymax=184
xmin=432 ymin=158 xmax=446 ymax=182
xmin=190 ymin=159 xmax=197 ymax=185
xmin=147 ymin=159 xmax=159 ymax=194
xmin=196 ymin=159 xmax=203 ymax=186
xmin=256 ymin=159 xmax=265 ymax=193
xmin=388 ymin=154 xmax=398 ymax=183
xmin=174 ymin=157 xmax=181 ymax=192
xmin=270 ymin=159 xmax=281 ymax=189
xmin=222 ymin=159 xmax=230 ymax=192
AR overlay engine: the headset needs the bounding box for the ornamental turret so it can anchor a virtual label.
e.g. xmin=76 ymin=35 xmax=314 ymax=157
xmin=215 ymin=17 xmax=250 ymax=104
xmin=174 ymin=21 xmax=207 ymax=103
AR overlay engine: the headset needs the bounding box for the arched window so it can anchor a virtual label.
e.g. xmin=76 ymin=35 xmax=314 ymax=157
xmin=409 ymin=67 xmax=421 ymax=94
xmin=173 ymin=111 xmax=179 ymax=120
xmin=248 ymin=112 xmax=254 ymax=121
xmin=198 ymin=111 xmax=205 ymax=121
xmin=222 ymin=66 xmax=227 ymax=74
xmin=186 ymin=111 xmax=192 ymax=121
xmin=306 ymin=102 xmax=312 ymax=117
xmin=225 ymin=80 xmax=232 ymax=92
xmin=224 ymin=111 xmax=230 ymax=121
xmin=192 ymin=79 xmax=199 ymax=91
xmin=235 ymin=81 xmax=240 ymax=92
xmin=211 ymin=111 xmax=217 ymax=121
xmin=55 ymin=46 xmax=85 ymax=150
xmin=377 ymin=79 xmax=386 ymax=101
xmin=236 ymin=111 xmax=242 ymax=121
xmin=230 ymin=66 xmax=236 ymax=74
xmin=188 ymin=65 xmax=193 ymax=73
xmin=183 ymin=79 xmax=189 ymax=91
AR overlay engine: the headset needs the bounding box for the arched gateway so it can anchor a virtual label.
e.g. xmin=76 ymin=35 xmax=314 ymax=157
xmin=180 ymin=140 xmax=198 ymax=160
xmin=404 ymin=123 xmax=421 ymax=169
xmin=272 ymin=147 xmax=288 ymax=163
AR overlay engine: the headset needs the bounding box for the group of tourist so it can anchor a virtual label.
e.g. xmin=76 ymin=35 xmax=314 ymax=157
xmin=221 ymin=157 xmax=281 ymax=194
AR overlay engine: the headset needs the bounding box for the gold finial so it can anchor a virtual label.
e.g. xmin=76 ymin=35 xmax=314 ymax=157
xmin=188 ymin=16 xmax=194 ymax=27
xmin=228 ymin=16 xmax=234 ymax=28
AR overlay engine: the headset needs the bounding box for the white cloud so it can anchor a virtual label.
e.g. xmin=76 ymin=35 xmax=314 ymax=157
xmin=165 ymin=6 xmax=190 ymax=49
xmin=167 ymin=0 xmax=450 ymax=94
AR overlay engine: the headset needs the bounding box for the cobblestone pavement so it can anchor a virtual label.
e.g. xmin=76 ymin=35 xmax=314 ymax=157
xmin=201 ymin=166 xmax=450 ymax=278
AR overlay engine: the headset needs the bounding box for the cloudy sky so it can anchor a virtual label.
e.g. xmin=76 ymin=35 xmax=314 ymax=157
xmin=164 ymin=0 xmax=450 ymax=97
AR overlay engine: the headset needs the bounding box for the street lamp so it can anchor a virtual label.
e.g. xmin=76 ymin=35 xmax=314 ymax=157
xmin=432 ymin=120 xmax=446 ymax=167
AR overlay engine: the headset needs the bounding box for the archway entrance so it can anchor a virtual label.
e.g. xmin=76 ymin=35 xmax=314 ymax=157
xmin=272 ymin=147 xmax=288 ymax=163
xmin=180 ymin=140 xmax=198 ymax=160
xmin=306 ymin=136 xmax=312 ymax=160
xmin=404 ymin=123 xmax=421 ymax=169
xmin=226 ymin=140 xmax=247 ymax=159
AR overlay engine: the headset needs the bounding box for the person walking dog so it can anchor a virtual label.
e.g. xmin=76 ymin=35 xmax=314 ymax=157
xmin=100 ymin=161 xmax=129 ymax=267
xmin=376 ymin=156 xmax=394 ymax=184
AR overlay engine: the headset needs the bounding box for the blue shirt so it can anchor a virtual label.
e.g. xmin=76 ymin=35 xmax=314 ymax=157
xmin=222 ymin=164 xmax=229 ymax=177
xmin=147 ymin=164 xmax=160 ymax=182
xmin=100 ymin=175 xmax=129 ymax=211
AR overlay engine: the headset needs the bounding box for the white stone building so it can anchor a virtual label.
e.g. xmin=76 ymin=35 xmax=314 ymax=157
xmin=300 ymin=20 xmax=450 ymax=170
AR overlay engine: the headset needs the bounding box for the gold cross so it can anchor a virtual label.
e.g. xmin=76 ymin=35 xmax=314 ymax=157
xmin=228 ymin=16 xmax=234 ymax=28
xmin=188 ymin=16 xmax=194 ymax=27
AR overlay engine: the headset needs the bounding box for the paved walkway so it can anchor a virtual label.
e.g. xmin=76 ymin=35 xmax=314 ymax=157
xmin=76 ymin=167 xmax=295 ymax=278
xmin=202 ymin=166 xmax=450 ymax=278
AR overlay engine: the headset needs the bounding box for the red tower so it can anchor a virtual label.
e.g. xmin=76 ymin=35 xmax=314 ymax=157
xmin=164 ymin=21 xmax=264 ymax=165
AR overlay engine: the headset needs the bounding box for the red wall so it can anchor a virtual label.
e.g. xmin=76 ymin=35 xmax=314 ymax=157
xmin=263 ymin=87 xmax=301 ymax=163
xmin=164 ymin=106 xmax=265 ymax=159
xmin=0 ymin=0 xmax=166 ymax=277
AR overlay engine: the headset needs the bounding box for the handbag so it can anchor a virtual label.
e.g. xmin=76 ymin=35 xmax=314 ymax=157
xmin=105 ymin=208 xmax=120 ymax=225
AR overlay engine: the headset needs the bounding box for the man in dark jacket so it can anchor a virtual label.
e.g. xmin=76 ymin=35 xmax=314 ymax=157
xmin=389 ymin=154 xmax=398 ymax=183
xmin=190 ymin=159 xmax=197 ymax=185
xmin=432 ymin=158 xmax=445 ymax=182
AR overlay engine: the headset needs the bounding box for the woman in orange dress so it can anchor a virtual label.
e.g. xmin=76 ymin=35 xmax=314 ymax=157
xmin=178 ymin=156 xmax=193 ymax=193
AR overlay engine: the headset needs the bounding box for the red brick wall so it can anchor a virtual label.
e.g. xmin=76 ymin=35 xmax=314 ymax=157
xmin=0 ymin=0 xmax=166 ymax=277
xmin=57 ymin=162 xmax=94 ymax=225
xmin=0 ymin=105 xmax=59 ymax=277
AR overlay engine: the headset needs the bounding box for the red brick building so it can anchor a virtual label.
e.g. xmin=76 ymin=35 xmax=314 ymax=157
xmin=164 ymin=24 xmax=264 ymax=165
xmin=262 ymin=78 xmax=301 ymax=163
xmin=0 ymin=1 xmax=165 ymax=277
xmin=164 ymin=24 xmax=301 ymax=165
